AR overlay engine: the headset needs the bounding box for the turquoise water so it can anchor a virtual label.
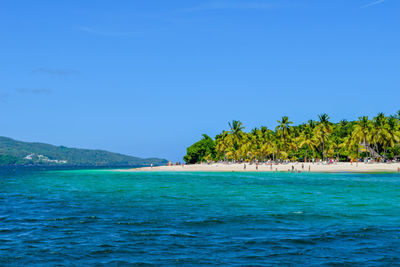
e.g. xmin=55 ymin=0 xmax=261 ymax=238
xmin=1 ymin=169 xmax=400 ymax=265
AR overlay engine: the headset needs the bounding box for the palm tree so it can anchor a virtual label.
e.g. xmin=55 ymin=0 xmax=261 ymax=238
xmin=382 ymin=116 xmax=400 ymax=159
xmin=186 ymin=111 xmax=400 ymax=164
xmin=372 ymin=113 xmax=387 ymax=155
xmin=246 ymin=128 xmax=260 ymax=161
xmin=308 ymin=119 xmax=316 ymax=129
xmin=350 ymin=116 xmax=376 ymax=159
xmin=227 ymin=120 xmax=245 ymax=161
xmin=276 ymin=116 xmax=293 ymax=154
xmin=315 ymin=114 xmax=333 ymax=161
xmin=299 ymin=122 xmax=317 ymax=162
xmin=229 ymin=120 xmax=244 ymax=137
xmin=259 ymin=127 xmax=276 ymax=161
xmin=329 ymin=134 xmax=343 ymax=160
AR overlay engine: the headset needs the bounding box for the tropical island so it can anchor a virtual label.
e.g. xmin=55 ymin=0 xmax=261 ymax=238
xmin=0 ymin=136 xmax=167 ymax=167
xmin=132 ymin=112 xmax=400 ymax=173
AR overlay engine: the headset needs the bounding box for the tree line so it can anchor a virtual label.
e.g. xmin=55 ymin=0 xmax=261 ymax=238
xmin=183 ymin=112 xmax=400 ymax=164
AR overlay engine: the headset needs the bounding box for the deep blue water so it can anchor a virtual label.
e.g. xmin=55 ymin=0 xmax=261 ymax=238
xmin=1 ymin=169 xmax=400 ymax=266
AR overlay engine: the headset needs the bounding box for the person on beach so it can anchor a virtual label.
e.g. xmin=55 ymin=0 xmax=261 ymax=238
xmin=308 ymin=166 xmax=311 ymax=172
xmin=256 ymin=163 xmax=258 ymax=171
xmin=302 ymin=163 xmax=304 ymax=170
xmin=244 ymin=163 xmax=246 ymax=170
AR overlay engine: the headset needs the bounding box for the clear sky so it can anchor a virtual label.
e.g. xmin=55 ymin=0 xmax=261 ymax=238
xmin=1 ymin=0 xmax=399 ymax=162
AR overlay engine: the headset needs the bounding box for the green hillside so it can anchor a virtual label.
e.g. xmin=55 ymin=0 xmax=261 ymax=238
xmin=0 ymin=137 xmax=167 ymax=167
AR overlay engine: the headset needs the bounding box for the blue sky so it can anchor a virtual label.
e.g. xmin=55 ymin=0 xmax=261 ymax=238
xmin=1 ymin=0 xmax=399 ymax=161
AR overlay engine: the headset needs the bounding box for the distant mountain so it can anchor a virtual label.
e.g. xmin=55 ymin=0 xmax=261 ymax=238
xmin=0 ymin=137 xmax=167 ymax=167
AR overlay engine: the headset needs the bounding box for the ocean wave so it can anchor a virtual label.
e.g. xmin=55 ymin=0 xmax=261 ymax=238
xmin=167 ymin=231 xmax=197 ymax=238
xmin=2 ymin=171 xmax=400 ymax=265
xmin=45 ymin=217 xmax=79 ymax=221
xmin=183 ymin=218 xmax=225 ymax=226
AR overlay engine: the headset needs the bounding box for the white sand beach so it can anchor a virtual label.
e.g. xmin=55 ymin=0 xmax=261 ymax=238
xmin=124 ymin=162 xmax=400 ymax=173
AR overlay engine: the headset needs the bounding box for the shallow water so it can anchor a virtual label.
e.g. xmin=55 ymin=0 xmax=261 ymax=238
xmin=1 ymin=169 xmax=400 ymax=265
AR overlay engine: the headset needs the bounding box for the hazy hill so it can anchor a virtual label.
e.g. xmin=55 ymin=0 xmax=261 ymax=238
xmin=0 ymin=137 xmax=167 ymax=167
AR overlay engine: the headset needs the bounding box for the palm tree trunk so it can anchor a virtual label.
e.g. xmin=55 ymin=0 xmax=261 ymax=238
xmin=322 ymin=134 xmax=325 ymax=161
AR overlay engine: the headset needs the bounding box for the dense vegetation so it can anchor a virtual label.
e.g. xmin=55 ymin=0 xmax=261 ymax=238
xmin=184 ymin=112 xmax=400 ymax=163
xmin=183 ymin=134 xmax=216 ymax=164
xmin=0 ymin=137 xmax=167 ymax=167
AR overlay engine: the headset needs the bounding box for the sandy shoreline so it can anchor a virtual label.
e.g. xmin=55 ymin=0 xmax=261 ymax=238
xmin=120 ymin=162 xmax=400 ymax=173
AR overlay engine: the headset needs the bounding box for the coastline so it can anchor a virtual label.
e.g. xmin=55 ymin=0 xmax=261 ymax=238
xmin=119 ymin=162 xmax=400 ymax=173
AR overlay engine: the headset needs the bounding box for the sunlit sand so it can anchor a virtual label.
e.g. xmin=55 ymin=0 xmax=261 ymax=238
xmin=124 ymin=162 xmax=400 ymax=173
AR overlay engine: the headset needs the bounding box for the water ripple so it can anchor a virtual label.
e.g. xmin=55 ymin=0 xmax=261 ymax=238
xmin=1 ymin=170 xmax=400 ymax=265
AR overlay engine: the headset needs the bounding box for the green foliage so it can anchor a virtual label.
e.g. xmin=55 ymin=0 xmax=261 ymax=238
xmin=185 ymin=112 xmax=400 ymax=163
xmin=0 ymin=154 xmax=19 ymax=165
xmin=0 ymin=137 xmax=167 ymax=167
xmin=183 ymin=135 xmax=216 ymax=164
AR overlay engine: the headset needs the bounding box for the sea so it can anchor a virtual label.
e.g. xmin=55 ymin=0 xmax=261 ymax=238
xmin=1 ymin=168 xmax=400 ymax=266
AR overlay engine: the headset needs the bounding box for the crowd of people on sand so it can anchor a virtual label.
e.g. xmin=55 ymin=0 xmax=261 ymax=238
xmin=166 ymin=161 xmax=185 ymax=167
xmin=190 ymin=157 xmax=400 ymax=173
xmin=241 ymin=162 xmax=311 ymax=173
xmin=147 ymin=158 xmax=400 ymax=173
xmin=203 ymin=157 xmax=399 ymax=166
